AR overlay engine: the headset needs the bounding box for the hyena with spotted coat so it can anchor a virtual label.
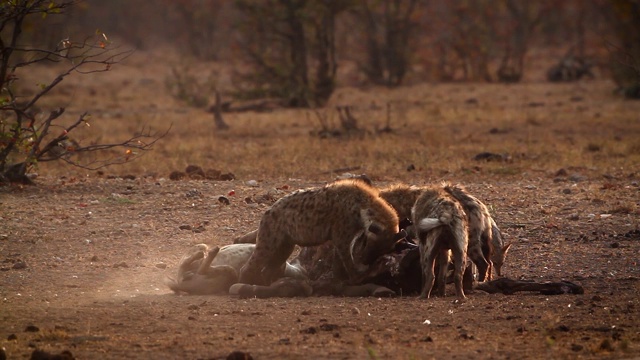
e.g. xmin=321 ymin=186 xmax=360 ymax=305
xmin=239 ymin=180 xmax=405 ymax=286
xmin=443 ymin=183 xmax=497 ymax=281
xmin=412 ymin=186 xmax=469 ymax=299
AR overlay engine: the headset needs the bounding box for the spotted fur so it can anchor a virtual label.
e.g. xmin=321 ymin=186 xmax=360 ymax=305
xmin=412 ymin=186 xmax=469 ymax=299
xmin=239 ymin=180 xmax=404 ymax=286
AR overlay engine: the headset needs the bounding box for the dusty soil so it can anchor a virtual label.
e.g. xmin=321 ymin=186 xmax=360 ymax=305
xmin=1 ymin=174 xmax=639 ymax=359
xmin=3 ymin=43 xmax=640 ymax=359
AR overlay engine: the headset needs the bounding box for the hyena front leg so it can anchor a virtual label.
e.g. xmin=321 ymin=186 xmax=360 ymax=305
xmin=451 ymin=243 xmax=467 ymax=299
xmin=239 ymin=230 xmax=295 ymax=286
xmin=468 ymin=232 xmax=491 ymax=282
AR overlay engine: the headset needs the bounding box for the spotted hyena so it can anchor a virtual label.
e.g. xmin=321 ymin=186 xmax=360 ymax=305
xmin=412 ymin=186 xmax=469 ymax=299
xmin=167 ymin=243 xmax=305 ymax=295
xmin=442 ymin=183 xmax=495 ymax=281
xmin=233 ymin=181 xmax=418 ymax=245
xmin=238 ymin=179 xmax=406 ymax=286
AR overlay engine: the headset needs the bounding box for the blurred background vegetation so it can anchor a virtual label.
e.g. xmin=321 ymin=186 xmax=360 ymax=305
xmin=15 ymin=0 xmax=640 ymax=107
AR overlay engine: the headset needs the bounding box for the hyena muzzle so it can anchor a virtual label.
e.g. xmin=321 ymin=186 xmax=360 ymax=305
xmin=238 ymin=179 xmax=406 ymax=286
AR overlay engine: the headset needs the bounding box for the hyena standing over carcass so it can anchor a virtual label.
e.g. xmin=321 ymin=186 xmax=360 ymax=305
xmin=238 ymin=180 xmax=406 ymax=286
xmin=412 ymin=186 xmax=469 ymax=299
xmin=443 ymin=183 xmax=494 ymax=281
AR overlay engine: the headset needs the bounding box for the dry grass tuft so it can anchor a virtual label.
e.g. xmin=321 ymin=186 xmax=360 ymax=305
xmin=15 ymin=50 xmax=640 ymax=183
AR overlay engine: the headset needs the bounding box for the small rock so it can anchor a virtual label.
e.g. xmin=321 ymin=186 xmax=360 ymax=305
xmin=300 ymin=327 xmax=317 ymax=334
xmin=557 ymin=325 xmax=570 ymax=332
xmin=155 ymin=263 xmax=167 ymax=269
xmin=571 ymin=344 xmax=583 ymax=352
xmin=25 ymin=325 xmax=39 ymax=332
xmin=7 ymin=334 xmax=17 ymax=340
xmin=568 ymin=213 xmax=579 ymax=221
xmin=179 ymin=224 xmax=193 ymax=231
xmin=169 ymin=171 xmax=186 ymax=181
xmin=218 ymin=196 xmax=230 ymax=205
xmin=12 ymin=261 xmax=27 ymax=270
xmin=319 ymin=324 xmax=339 ymax=331
xmin=246 ymin=180 xmax=259 ymax=187
xmin=562 ymin=188 xmax=572 ymax=194
xmin=351 ymin=307 xmax=360 ymax=315
xmin=30 ymin=349 xmax=75 ymax=360
xmin=113 ymin=262 xmax=128 ymax=269
xmin=193 ymin=226 xmax=206 ymax=233
xmin=598 ymin=339 xmax=614 ymax=351
xmin=555 ymin=168 xmax=568 ymax=176
xmin=185 ymin=189 xmax=201 ymax=198
xmin=585 ymin=143 xmax=601 ymax=152
xmin=420 ymin=336 xmax=433 ymax=342
xmin=187 ymin=304 xmax=199 ymax=310
xmin=220 ymin=172 xmax=235 ymax=181
xmin=90 ymin=255 xmax=99 ymax=262
xmin=185 ymin=164 xmax=205 ymax=176
xmin=610 ymin=242 xmax=620 ymax=249
xmin=0 ymin=234 xmax=7 ymax=241
xmin=407 ymin=164 xmax=416 ymax=172
xmin=569 ymin=174 xmax=586 ymax=182
xmin=227 ymin=351 xmax=254 ymax=360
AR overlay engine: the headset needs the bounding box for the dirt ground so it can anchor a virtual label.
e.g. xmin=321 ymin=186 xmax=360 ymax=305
xmin=2 ymin=45 xmax=640 ymax=359
xmin=1 ymin=173 xmax=639 ymax=359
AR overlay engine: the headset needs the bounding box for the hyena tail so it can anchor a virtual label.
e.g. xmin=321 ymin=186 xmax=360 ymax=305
xmin=417 ymin=208 xmax=455 ymax=232
xmin=417 ymin=218 xmax=444 ymax=232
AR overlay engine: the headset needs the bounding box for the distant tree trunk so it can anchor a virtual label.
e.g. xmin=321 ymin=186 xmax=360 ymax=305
xmin=605 ymin=0 xmax=640 ymax=94
xmin=284 ymin=0 xmax=310 ymax=107
xmin=357 ymin=0 xmax=420 ymax=87
xmin=234 ymin=0 xmax=350 ymax=107
xmin=313 ymin=4 xmax=339 ymax=106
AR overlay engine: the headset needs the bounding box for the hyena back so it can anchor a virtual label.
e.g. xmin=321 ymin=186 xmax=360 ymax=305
xmin=379 ymin=184 xmax=425 ymax=221
xmin=412 ymin=186 xmax=469 ymax=299
xmin=443 ymin=183 xmax=494 ymax=281
xmin=239 ymin=180 xmax=404 ymax=286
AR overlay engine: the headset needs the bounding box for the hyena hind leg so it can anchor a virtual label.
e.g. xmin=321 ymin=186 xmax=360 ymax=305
xmin=434 ymin=250 xmax=450 ymax=297
xmin=419 ymin=232 xmax=439 ymax=299
xmin=451 ymin=246 xmax=467 ymax=299
xmin=197 ymin=246 xmax=220 ymax=274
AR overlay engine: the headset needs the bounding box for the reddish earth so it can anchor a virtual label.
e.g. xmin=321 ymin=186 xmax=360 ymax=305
xmin=1 ymin=175 xmax=639 ymax=359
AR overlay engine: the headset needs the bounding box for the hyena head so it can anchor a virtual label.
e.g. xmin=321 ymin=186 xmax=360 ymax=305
xmin=350 ymin=208 xmax=406 ymax=268
xmin=492 ymin=243 xmax=512 ymax=276
xmin=490 ymin=218 xmax=511 ymax=276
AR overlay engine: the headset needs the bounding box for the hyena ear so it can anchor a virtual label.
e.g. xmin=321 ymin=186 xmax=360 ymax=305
xmin=502 ymin=243 xmax=512 ymax=254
